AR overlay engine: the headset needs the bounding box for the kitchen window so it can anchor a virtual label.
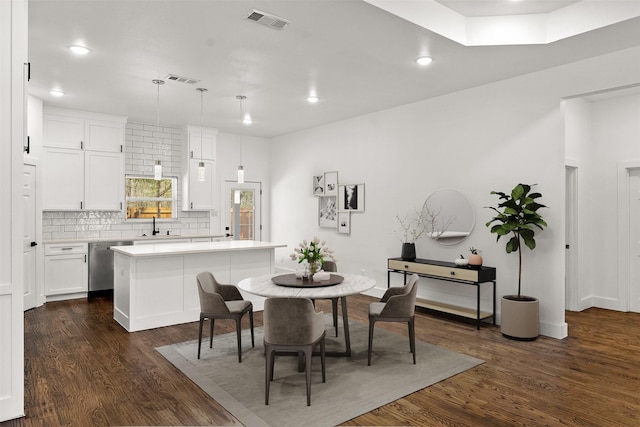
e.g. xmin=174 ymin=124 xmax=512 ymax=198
xmin=125 ymin=176 xmax=177 ymax=219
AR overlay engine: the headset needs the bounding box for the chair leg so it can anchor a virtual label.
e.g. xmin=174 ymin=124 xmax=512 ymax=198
xmin=332 ymin=298 xmax=338 ymax=337
xmin=197 ymin=316 xmax=204 ymax=359
xmin=305 ymin=345 xmax=312 ymax=406
xmin=368 ymin=319 xmax=375 ymax=366
xmin=236 ymin=316 xmax=242 ymax=363
xmin=209 ymin=318 xmax=215 ymax=348
xmin=320 ymin=336 xmax=326 ymax=383
xmin=409 ymin=317 xmax=416 ymax=364
xmin=249 ymin=307 xmax=255 ymax=347
xmin=265 ymin=347 xmax=272 ymax=405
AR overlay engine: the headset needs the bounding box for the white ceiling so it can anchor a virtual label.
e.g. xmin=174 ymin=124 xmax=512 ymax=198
xmin=28 ymin=0 xmax=640 ymax=138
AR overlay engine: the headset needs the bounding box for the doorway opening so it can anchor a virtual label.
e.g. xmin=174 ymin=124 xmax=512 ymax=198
xmin=223 ymin=181 xmax=262 ymax=241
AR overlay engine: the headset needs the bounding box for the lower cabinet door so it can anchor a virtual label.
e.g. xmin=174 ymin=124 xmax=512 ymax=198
xmin=44 ymin=254 xmax=88 ymax=295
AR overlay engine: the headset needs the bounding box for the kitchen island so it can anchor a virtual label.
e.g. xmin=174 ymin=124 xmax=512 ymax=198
xmin=111 ymin=240 xmax=286 ymax=332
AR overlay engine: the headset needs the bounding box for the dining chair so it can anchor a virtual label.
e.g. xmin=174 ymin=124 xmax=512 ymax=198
xmin=196 ymin=272 xmax=254 ymax=362
xmin=264 ymin=297 xmax=326 ymax=406
xmin=318 ymin=260 xmax=339 ymax=337
xmin=367 ymin=273 xmax=419 ymax=366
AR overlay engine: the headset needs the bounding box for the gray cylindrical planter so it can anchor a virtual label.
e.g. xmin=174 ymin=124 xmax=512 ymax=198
xmin=500 ymin=295 xmax=539 ymax=340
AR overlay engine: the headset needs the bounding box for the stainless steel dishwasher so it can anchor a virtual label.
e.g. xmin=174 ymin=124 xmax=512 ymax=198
xmin=88 ymin=240 xmax=133 ymax=294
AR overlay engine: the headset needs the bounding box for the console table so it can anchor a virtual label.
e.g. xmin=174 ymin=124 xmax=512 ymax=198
xmin=387 ymin=258 xmax=496 ymax=330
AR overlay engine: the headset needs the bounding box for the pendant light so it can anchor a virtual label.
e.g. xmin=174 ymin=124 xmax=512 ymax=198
xmin=152 ymin=79 xmax=165 ymax=180
xmin=236 ymin=95 xmax=249 ymax=183
xmin=196 ymin=87 xmax=208 ymax=182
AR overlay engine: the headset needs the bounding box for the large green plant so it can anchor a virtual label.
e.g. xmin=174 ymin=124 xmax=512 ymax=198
xmin=485 ymin=183 xmax=547 ymax=298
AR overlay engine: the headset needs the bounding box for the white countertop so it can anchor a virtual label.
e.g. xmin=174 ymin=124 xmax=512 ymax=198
xmin=44 ymin=234 xmax=227 ymax=244
xmin=111 ymin=240 xmax=287 ymax=257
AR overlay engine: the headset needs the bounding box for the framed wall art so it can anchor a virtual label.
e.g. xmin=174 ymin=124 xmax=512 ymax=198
xmin=318 ymin=196 xmax=337 ymax=228
xmin=338 ymin=183 xmax=365 ymax=212
xmin=313 ymin=175 xmax=324 ymax=196
xmin=338 ymin=212 xmax=351 ymax=234
xmin=324 ymin=171 xmax=338 ymax=196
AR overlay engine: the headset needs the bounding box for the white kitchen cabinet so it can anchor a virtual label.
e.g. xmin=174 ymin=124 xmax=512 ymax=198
xmin=42 ymin=108 xmax=126 ymax=211
xmin=182 ymin=126 xmax=218 ymax=211
xmin=42 ymin=147 xmax=85 ymax=210
xmin=184 ymin=125 xmax=217 ymax=160
xmin=44 ymin=243 xmax=88 ymax=299
xmin=184 ymin=158 xmax=216 ymax=210
xmin=84 ymin=118 xmax=124 ymax=153
xmin=43 ymin=114 xmax=84 ymax=149
xmin=85 ymin=151 xmax=124 ymax=210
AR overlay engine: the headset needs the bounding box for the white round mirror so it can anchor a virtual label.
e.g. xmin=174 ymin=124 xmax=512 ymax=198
xmin=422 ymin=189 xmax=475 ymax=246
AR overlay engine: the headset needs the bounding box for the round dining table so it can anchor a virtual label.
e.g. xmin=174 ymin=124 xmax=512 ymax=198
xmin=237 ymin=272 xmax=376 ymax=357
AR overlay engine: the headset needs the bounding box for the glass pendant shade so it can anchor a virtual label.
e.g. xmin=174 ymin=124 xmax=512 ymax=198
xmin=237 ymin=165 xmax=244 ymax=184
xmin=198 ymin=161 xmax=205 ymax=181
xmin=154 ymin=160 xmax=162 ymax=180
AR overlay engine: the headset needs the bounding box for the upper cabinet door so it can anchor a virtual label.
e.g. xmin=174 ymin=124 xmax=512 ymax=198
xmin=84 ymin=151 xmax=123 ymax=210
xmin=187 ymin=126 xmax=217 ymax=160
xmin=84 ymin=119 xmax=124 ymax=153
xmin=42 ymin=147 xmax=84 ymax=210
xmin=43 ymin=114 xmax=84 ymax=149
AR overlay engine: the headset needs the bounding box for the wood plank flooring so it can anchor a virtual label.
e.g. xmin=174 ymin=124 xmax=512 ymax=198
xmin=4 ymin=294 xmax=640 ymax=426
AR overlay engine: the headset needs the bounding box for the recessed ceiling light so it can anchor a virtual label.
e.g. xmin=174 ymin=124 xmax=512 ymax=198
xmin=415 ymin=56 xmax=433 ymax=66
xmin=49 ymin=89 xmax=65 ymax=97
xmin=307 ymin=96 xmax=320 ymax=104
xmin=68 ymin=45 xmax=91 ymax=55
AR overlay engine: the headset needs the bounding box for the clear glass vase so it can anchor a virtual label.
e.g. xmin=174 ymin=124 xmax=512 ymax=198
xmin=308 ymin=260 xmax=321 ymax=275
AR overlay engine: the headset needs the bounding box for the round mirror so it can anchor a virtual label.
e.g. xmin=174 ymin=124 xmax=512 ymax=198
xmin=422 ymin=189 xmax=475 ymax=246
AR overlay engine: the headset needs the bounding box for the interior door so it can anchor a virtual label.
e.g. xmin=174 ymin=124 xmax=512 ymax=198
xmin=629 ymin=168 xmax=640 ymax=312
xmin=222 ymin=181 xmax=261 ymax=241
xmin=565 ymin=166 xmax=578 ymax=311
xmin=23 ymin=163 xmax=37 ymax=311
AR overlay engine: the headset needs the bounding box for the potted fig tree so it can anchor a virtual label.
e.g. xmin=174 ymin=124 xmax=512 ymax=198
xmin=486 ymin=183 xmax=547 ymax=340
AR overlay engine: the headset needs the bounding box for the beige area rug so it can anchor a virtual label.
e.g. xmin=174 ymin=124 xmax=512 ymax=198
xmin=156 ymin=318 xmax=483 ymax=427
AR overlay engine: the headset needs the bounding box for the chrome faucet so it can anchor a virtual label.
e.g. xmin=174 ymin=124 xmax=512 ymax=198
xmin=152 ymin=216 xmax=159 ymax=236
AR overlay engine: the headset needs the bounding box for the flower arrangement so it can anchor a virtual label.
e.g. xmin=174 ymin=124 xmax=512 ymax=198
xmin=290 ymin=237 xmax=335 ymax=274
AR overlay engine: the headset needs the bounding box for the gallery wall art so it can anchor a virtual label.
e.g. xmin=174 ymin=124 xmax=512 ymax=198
xmin=313 ymin=170 xmax=365 ymax=235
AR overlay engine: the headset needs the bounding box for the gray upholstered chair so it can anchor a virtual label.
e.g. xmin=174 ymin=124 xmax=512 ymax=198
xmin=264 ymin=297 xmax=326 ymax=406
xmin=368 ymin=273 xmax=419 ymax=366
xmin=196 ymin=272 xmax=254 ymax=362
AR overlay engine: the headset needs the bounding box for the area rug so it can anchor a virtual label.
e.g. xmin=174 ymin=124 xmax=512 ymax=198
xmin=156 ymin=319 xmax=483 ymax=427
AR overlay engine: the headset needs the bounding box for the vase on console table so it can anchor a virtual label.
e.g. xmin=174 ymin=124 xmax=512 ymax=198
xmin=468 ymin=247 xmax=483 ymax=268
xmin=401 ymin=243 xmax=416 ymax=261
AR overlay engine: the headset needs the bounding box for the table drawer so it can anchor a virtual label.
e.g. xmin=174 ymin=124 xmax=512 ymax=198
xmin=388 ymin=259 xmax=479 ymax=282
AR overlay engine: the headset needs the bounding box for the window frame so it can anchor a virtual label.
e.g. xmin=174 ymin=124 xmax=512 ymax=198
xmin=124 ymin=175 xmax=178 ymax=221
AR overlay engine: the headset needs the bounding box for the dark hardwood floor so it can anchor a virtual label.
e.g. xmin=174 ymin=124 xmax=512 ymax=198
xmin=3 ymin=294 xmax=640 ymax=426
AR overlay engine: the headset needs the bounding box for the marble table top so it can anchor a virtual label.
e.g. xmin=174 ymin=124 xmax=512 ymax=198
xmin=238 ymin=273 xmax=376 ymax=299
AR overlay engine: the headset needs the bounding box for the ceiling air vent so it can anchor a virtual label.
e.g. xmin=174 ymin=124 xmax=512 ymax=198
xmin=164 ymin=74 xmax=200 ymax=85
xmin=244 ymin=9 xmax=291 ymax=30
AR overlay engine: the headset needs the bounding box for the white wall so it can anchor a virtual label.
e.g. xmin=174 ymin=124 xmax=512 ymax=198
xmin=269 ymin=45 xmax=640 ymax=339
